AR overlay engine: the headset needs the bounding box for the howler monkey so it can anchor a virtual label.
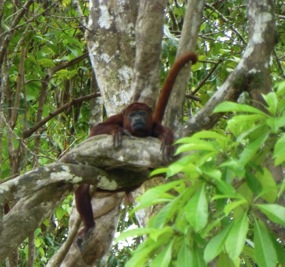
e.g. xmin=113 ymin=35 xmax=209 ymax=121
xmin=75 ymin=52 xmax=198 ymax=237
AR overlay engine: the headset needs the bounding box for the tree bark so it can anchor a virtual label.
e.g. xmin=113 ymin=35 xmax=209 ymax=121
xmin=164 ymin=0 xmax=205 ymax=131
xmin=132 ymin=0 xmax=167 ymax=107
xmin=86 ymin=0 xmax=138 ymax=115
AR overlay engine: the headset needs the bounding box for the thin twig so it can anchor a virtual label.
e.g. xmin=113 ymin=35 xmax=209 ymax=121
xmin=23 ymin=92 xmax=100 ymax=139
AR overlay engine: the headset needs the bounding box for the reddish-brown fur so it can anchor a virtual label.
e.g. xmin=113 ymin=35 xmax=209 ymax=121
xmin=75 ymin=52 xmax=198 ymax=236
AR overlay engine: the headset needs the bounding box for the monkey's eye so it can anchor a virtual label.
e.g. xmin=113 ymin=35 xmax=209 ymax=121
xmin=129 ymin=110 xmax=147 ymax=118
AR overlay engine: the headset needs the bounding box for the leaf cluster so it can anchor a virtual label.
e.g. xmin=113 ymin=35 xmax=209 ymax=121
xmin=118 ymin=82 xmax=285 ymax=267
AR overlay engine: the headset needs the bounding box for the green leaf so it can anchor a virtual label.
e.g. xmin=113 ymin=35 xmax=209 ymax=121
xmin=276 ymin=80 xmax=285 ymax=97
xmin=262 ymin=92 xmax=278 ymax=115
xmin=185 ymin=184 xmax=208 ymax=232
xmin=176 ymin=241 xmax=193 ymax=267
xmin=150 ymin=167 xmax=168 ymax=176
xmin=254 ymin=219 xmax=278 ymax=267
xmin=116 ymin=228 xmax=154 ymax=242
xmin=227 ymin=114 xmax=266 ymax=137
xmin=204 ymin=224 xmax=231 ymax=263
xmin=216 ymin=252 xmax=236 ymax=267
xmin=125 ymin=237 xmax=165 ymax=267
xmin=266 ymin=116 xmax=285 ymax=133
xmin=214 ymin=101 xmax=267 ymax=115
xmin=214 ymin=179 xmax=236 ymax=195
xmin=273 ymin=134 xmax=285 ymax=165
xmin=149 ymin=241 xmax=173 ymax=267
xmin=255 ymin=168 xmax=277 ymax=202
xmin=225 ymin=214 xmax=249 ymax=260
xmin=176 ymin=141 xmax=217 ymax=154
xmin=223 ymin=199 xmax=247 ymax=216
xmin=238 ymin=131 xmax=269 ymax=167
xmin=135 ymin=181 xmax=180 ymax=210
xmin=193 ymin=244 xmax=207 ymax=267
xmin=255 ymin=204 xmax=285 ymax=226
xmin=37 ymin=58 xmax=55 ymax=67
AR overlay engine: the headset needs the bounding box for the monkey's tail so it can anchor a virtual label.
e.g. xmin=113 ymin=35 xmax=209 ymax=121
xmin=153 ymin=52 xmax=198 ymax=123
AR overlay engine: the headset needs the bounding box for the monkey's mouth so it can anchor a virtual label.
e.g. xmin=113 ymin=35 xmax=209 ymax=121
xmin=133 ymin=122 xmax=145 ymax=130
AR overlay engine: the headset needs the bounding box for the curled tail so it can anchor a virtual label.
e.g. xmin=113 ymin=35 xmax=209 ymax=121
xmin=153 ymin=52 xmax=198 ymax=123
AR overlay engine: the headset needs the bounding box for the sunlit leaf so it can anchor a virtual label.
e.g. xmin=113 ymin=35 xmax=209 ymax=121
xmin=214 ymin=102 xmax=267 ymax=115
xmin=149 ymin=240 xmax=173 ymax=267
xmin=238 ymin=132 xmax=269 ymax=167
xmin=176 ymin=241 xmax=193 ymax=267
xmin=254 ymin=220 xmax=277 ymax=267
xmin=224 ymin=199 xmax=247 ymax=216
xmin=273 ymin=134 xmax=285 ymax=165
xmin=225 ymin=214 xmax=249 ymax=260
xmin=255 ymin=204 xmax=285 ymax=226
xmin=262 ymin=92 xmax=278 ymax=115
xmin=204 ymin=225 xmax=231 ymax=262
xmin=185 ymin=184 xmax=208 ymax=232
xmin=193 ymin=244 xmax=207 ymax=267
xmin=255 ymin=168 xmax=277 ymax=202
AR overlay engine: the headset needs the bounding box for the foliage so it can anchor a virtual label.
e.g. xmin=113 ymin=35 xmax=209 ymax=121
xmin=119 ymin=82 xmax=285 ymax=267
xmin=1 ymin=0 xmax=285 ymax=265
xmin=0 ymin=1 xmax=91 ymax=264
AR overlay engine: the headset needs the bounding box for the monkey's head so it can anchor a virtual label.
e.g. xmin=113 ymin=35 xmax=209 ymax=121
xmin=123 ymin=102 xmax=153 ymax=137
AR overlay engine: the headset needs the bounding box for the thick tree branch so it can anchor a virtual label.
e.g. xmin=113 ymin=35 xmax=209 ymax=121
xmin=132 ymin=0 xmax=167 ymax=106
xmin=0 ymin=136 xmax=166 ymax=263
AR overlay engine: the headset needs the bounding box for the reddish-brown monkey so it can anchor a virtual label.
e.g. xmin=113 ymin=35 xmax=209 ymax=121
xmin=75 ymin=52 xmax=198 ymax=237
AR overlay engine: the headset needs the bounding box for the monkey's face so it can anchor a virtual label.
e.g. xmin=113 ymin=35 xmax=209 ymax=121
xmin=125 ymin=109 xmax=152 ymax=137
xmin=129 ymin=110 xmax=148 ymax=131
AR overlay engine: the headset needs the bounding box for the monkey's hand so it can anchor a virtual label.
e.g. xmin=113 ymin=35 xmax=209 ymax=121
xmin=112 ymin=126 xmax=132 ymax=147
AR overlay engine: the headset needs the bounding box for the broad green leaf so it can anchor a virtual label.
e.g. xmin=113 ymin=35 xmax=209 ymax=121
xmin=176 ymin=241 xmax=193 ymax=267
xmin=275 ymin=80 xmax=285 ymax=97
xmin=176 ymin=141 xmax=217 ymax=154
xmin=150 ymin=190 xmax=194 ymax=228
xmin=214 ymin=179 xmax=236 ymax=195
xmin=255 ymin=168 xmax=277 ymax=202
xmin=125 ymin=237 xmax=166 ymax=267
xmin=224 ymin=199 xmax=247 ymax=216
xmin=238 ymin=132 xmax=269 ymax=167
xmin=180 ymin=130 xmax=228 ymax=147
xmin=185 ymin=184 xmax=208 ymax=232
xmin=116 ymin=228 xmax=154 ymax=242
xmin=214 ymin=101 xmax=267 ymax=115
xmin=266 ymin=116 xmax=285 ymax=133
xmin=216 ymin=252 xmax=235 ymax=267
xmin=150 ymin=167 xmax=168 ymax=176
xmin=225 ymin=214 xmax=249 ymax=260
xmin=273 ymin=134 xmax=285 ymax=165
xmin=204 ymin=225 xmax=231 ymax=263
xmin=255 ymin=204 xmax=285 ymax=226
xmin=254 ymin=220 xmax=278 ymax=267
xmin=227 ymin=114 xmax=266 ymax=132
xmin=37 ymin=58 xmax=55 ymax=67
xmin=262 ymin=92 xmax=278 ymax=115
xmin=135 ymin=181 xmax=180 ymax=210
xmin=150 ymin=204 xmax=176 ymax=228
xmin=149 ymin=240 xmax=173 ymax=267
xmin=193 ymin=244 xmax=207 ymax=267
xmin=166 ymin=162 xmax=186 ymax=177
